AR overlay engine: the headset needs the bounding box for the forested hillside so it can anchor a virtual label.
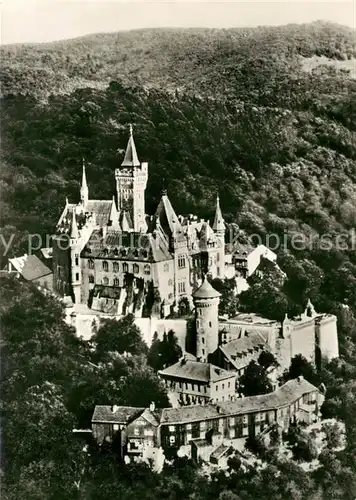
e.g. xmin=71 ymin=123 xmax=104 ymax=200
xmin=1 ymin=21 xmax=356 ymax=498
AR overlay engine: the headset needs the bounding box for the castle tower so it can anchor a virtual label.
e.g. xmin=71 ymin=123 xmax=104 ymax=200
xmin=70 ymin=208 xmax=81 ymax=303
xmin=193 ymin=276 xmax=221 ymax=362
xmin=80 ymin=159 xmax=89 ymax=206
xmin=212 ymin=194 xmax=226 ymax=278
xmin=115 ymin=124 xmax=148 ymax=233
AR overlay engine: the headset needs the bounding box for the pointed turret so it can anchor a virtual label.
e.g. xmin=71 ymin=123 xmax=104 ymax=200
xmin=80 ymin=158 xmax=89 ymax=205
xmin=121 ymin=124 xmax=140 ymax=167
xmin=213 ymin=194 xmax=225 ymax=234
xmin=108 ymin=196 xmax=120 ymax=228
xmin=70 ymin=208 xmax=79 ymax=240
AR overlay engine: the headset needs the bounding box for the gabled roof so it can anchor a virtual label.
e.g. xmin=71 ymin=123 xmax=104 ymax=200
xmin=155 ymin=193 xmax=182 ymax=236
xmin=92 ymin=405 xmax=144 ymax=423
xmin=121 ymin=126 xmax=140 ymax=167
xmin=158 ymin=359 xmax=234 ymax=383
xmin=85 ymin=200 xmax=113 ymax=227
xmin=193 ymin=277 xmax=221 ymax=299
xmin=8 ymin=254 xmax=52 ymax=281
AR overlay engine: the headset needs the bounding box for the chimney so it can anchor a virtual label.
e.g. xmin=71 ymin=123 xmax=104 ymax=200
xmin=297 ymin=375 xmax=304 ymax=383
xmin=149 ymin=402 xmax=155 ymax=412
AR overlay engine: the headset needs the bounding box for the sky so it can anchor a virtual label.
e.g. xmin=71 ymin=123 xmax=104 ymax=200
xmin=1 ymin=0 xmax=355 ymax=45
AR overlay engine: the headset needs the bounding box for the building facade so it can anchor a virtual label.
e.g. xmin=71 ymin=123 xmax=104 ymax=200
xmin=52 ymin=127 xmax=227 ymax=317
xmin=92 ymin=377 xmax=325 ymax=462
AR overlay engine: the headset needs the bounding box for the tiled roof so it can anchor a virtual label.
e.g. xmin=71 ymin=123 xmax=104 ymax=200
xmin=81 ymin=229 xmax=172 ymax=263
xmin=9 ymin=254 xmax=52 ymax=281
xmin=92 ymin=378 xmax=319 ymax=426
xmin=85 ymin=200 xmax=113 ymax=227
xmin=210 ymin=444 xmax=230 ymax=460
xmin=219 ymin=333 xmax=268 ymax=370
xmin=92 ymin=405 xmax=144 ymax=423
xmin=223 ymin=313 xmax=278 ymax=326
xmin=158 ymin=359 xmax=234 ymax=383
xmin=193 ymin=278 xmax=221 ymax=299
xmin=155 ymin=194 xmax=182 ymax=236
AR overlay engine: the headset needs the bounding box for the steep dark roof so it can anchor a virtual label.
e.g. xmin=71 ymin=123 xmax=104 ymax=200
xmin=121 ymin=129 xmax=140 ymax=167
xmin=155 ymin=194 xmax=182 ymax=236
xmin=81 ymin=229 xmax=172 ymax=262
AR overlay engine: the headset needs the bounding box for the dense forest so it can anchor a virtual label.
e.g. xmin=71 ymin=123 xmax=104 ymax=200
xmin=1 ymin=20 xmax=356 ymax=499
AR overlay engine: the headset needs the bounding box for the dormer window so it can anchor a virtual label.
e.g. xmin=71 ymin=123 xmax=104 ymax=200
xmin=133 ymin=249 xmax=139 ymax=258
xmin=103 ymin=249 xmax=108 ymax=256
xmin=121 ymin=249 xmax=127 ymax=257
xmin=142 ymin=249 xmax=148 ymax=258
xmin=113 ymin=248 xmax=119 ymax=257
xmin=102 ymin=261 xmax=108 ymax=272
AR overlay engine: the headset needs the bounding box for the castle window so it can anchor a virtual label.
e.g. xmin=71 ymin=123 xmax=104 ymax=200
xmin=202 ymin=349 xmax=205 ymax=356
xmin=123 ymin=263 xmax=128 ymax=273
xmin=178 ymin=255 xmax=186 ymax=269
xmin=89 ymin=275 xmax=94 ymax=284
xmin=88 ymin=259 xmax=94 ymax=269
xmin=216 ymin=385 xmax=218 ymax=391
xmin=217 ymin=253 xmax=220 ymax=262
xmin=168 ymin=279 xmax=173 ymax=286
xmin=222 ymin=384 xmax=225 ymax=390
xmin=164 ymin=263 xmax=169 ymax=272
xmin=178 ymin=281 xmax=186 ymax=294
xmin=113 ymin=278 xmax=119 ymax=286
xmin=103 ymin=249 xmax=108 ymax=256
xmin=133 ymin=249 xmax=139 ymax=258
xmin=113 ymin=262 xmax=119 ymax=273
xmin=102 ymin=261 xmax=108 ymax=272
xmin=121 ymin=249 xmax=127 ymax=257
xmin=113 ymin=248 xmax=119 ymax=257
xmin=133 ymin=264 xmax=139 ymax=274
xmin=103 ymin=277 xmax=109 ymax=285
xmin=202 ymin=337 xmax=205 ymax=344
xmin=209 ymin=321 xmax=212 ymax=327
xmin=75 ymin=273 xmax=79 ymax=281
xmin=144 ymin=264 xmax=151 ymax=275
xmin=75 ymin=254 xmax=79 ymax=266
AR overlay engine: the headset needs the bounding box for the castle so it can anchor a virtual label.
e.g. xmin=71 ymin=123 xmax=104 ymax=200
xmin=53 ymin=125 xmax=226 ymax=317
xmin=53 ymin=126 xmax=339 ymax=407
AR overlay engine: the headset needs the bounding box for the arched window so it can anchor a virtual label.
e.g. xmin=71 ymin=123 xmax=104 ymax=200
xmin=102 ymin=261 xmax=108 ymax=272
xmin=123 ymin=262 xmax=128 ymax=273
xmin=103 ymin=276 xmax=109 ymax=285
xmin=113 ymin=277 xmax=119 ymax=287
xmin=89 ymin=275 xmax=94 ymax=284
xmin=144 ymin=264 xmax=151 ymax=275
xmin=88 ymin=259 xmax=94 ymax=269
xmin=113 ymin=248 xmax=119 ymax=257
xmin=113 ymin=262 xmax=119 ymax=273
xmin=133 ymin=264 xmax=139 ymax=274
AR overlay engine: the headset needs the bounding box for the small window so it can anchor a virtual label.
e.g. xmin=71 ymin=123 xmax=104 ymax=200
xmin=222 ymin=384 xmax=224 ymax=390
xmin=202 ymin=349 xmax=205 ymax=355
xmin=113 ymin=262 xmax=119 ymax=273
xmin=133 ymin=264 xmax=139 ymax=274
xmin=169 ymin=425 xmax=175 ymax=432
xmin=123 ymin=263 xmax=128 ymax=273
xmin=102 ymin=261 xmax=108 ymax=272
xmin=88 ymin=259 xmax=94 ymax=269
xmin=202 ymin=337 xmax=205 ymax=344
xmin=209 ymin=321 xmax=212 ymax=327
xmin=75 ymin=273 xmax=79 ymax=281
xmin=113 ymin=277 xmax=119 ymax=286
xmin=134 ymin=428 xmax=139 ymax=436
xmin=89 ymin=275 xmax=94 ymax=284
xmin=168 ymin=279 xmax=173 ymax=286
xmin=178 ymin=255 xmax=186 ymax=269
xmin=144 ymin=264 xmax=151 ymax=275
xmin=75 ymin=256 xmax=79 ymax=266
xmin=228 ymin=382 xmax=230 ymax=388
xmin=216 ymin=385 xmax=218 ymax=391
xmin=113 ymin=248 xmax=119 ymax=257
xmin=103 ymin=277 xmax=109 ymax=285
xmin=164 ymin=263 xmax=169 ymax=272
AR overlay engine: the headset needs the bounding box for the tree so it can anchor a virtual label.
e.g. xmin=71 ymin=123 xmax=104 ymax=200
xmin=258 ymin=350 xmax=278 ymax=369
xmin=238 ymin=361 xmax=273 ymax=396
xmin=93 ymin=314 xmax=147 ymax=359
xmin=287 ymin=354 xmax=318 ymax=384
xmin=322 ymin=421 xmax=343 ymax=450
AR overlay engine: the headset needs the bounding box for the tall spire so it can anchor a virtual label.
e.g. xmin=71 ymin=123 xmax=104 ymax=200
xmin=70 ymin=208 xmax=79 ymax=239
xmin=108 ymin=195 xmax=120 ymax=228
xmin=121 ymin=124 xmax=140 ymax=167
xmin=80 ymin=158 xmax=89 ymax=205
xmin=212 ymin=194 xmax=225 ymax=233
